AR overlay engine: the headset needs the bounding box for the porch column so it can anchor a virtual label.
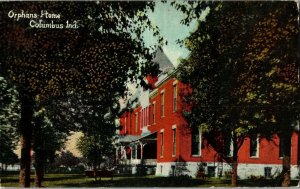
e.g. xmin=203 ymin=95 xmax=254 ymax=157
xmin=140 ymin=142 xmax=143 ymax=160
xmin=140 ymin=142 xmax=147 ymax=161
xmin=135 ymin=144 xmax=138 ymax=159
xmin=120 ymin=146 xmax=124 ymax=159
xmin=115 ymin=146 xmax=119 ymax=164
xmin=130 ymin=146 xmax=133 ymax=160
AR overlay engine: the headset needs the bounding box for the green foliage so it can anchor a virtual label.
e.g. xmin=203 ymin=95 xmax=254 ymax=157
xmin=0 ymin=149 xmax=19 ymax=167
xmin=177 ymin=0 xmax=298 ymax=152
xmin=0 ymin=77 xmax=20 ymax=166
xmin=0 ymin=2 xmax=160 ymax=101
xmin=53 ymin=151 xmax=81 ymax=169
xmin=176 ymin=1 xmax=298 ymax=186
xmin=77 ymin=134 xmax=115 ymax=169
xmin=32 ymin=108 xmax=67 ymax=165
xmin=77 ymin=127 xmax=115 ymax=170
xmin=0 ymin=2 xmax=161 ymax=185
xmin=39 ymin=91 xmax=118 ymax=170
xmin=177 ymin=1 xmax=263 ymax=159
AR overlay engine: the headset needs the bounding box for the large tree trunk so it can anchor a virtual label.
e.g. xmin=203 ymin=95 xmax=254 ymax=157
xmin=231 ymin=161 xmax=238 ymax=187
xmin=231 ymin=139 xmax=238 ymax=187
xmin=35 ymin=167 xmax=44 ymax=187
xmin=93 ymin=164 xmax=98 ymax=181
xmin=281 ymin=131 xmax=292 ymax=187
xmin=34 ymin=149 xmax=45 ymax=187
xmin=19 ymin=95 xmax=34 ymax=187
xmin=33 ymin=116 xmax=46 ymax=187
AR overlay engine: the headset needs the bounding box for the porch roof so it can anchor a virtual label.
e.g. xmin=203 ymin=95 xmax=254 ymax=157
xmin=118 ymin=135 xmax=140 ymax=143
xmin=135 ymin=131 xmax=157 ymax=142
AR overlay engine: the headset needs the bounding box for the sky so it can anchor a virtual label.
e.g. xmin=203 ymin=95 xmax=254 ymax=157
xmin=142 ymin=1 xmax=199 ymax=67
xmin=125 ymin=2 xmax=209 ymax=96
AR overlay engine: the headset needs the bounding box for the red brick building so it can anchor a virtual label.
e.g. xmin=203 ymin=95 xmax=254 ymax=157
xmin=115 ymin=49 xmax=300 ymax=179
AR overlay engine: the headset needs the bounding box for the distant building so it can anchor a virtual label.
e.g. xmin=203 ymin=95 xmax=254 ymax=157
xmin=115 ymin=48 xmax=300 ymax=179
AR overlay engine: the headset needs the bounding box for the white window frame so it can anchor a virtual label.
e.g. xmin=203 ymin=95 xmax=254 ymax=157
xmin=135 ymin=112 xmax=138 ymax=133
xmin=160 ymin=90 xmax=165 ymax=117
xmin=250 ymin=134 xmax=259 ymax=158
xmin=191 ymin=127 xmax=202 ymax=157
xmin=124 ymin=115 xmax=127 ymax=133
xmin=152 ymin=102 xmax=156 ymax=124
xmin=172 ymin=125 xmax=177 ymax=157
xmin=160 ymin=129 xmax=164 ymax=157
xmin=173 ymin=83 xmax=178 ymax=112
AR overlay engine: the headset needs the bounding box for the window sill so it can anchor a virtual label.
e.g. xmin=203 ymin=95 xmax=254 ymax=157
xmin=250 ymin=156 xmax=259 ymax=159
xmin=192 ymin=155 xmax=201 ymax=157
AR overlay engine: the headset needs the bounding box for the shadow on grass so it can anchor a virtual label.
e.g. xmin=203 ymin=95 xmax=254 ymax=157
xmin=0 ymin=174 xmax=85 ymax=183
xmin=0 ymin=178 xmax=20 ymax=183
xmin=44 ymin=174 xmax=85 ymax=182
xmin=0 ymin=171 xmax=19 ymax=175
xmin=239 ymin=178 xmax=299 ymax=187
xmin=58 ymin=176 xmax=207 ymax=187
xmin=4 ymin=173 xmax=297 ymax=187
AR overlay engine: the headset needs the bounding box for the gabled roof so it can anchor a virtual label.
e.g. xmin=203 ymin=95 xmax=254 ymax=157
xmin=153 ymin=47 xmax=174 ymax=72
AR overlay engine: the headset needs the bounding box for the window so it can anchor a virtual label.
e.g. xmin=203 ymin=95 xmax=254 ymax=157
xmin=146 ymin=106 xmax=149 ymax=126
xmin=142 ymin=109 xmax=144 ymax=127
xmin=161 ymin=92 xmax=165 ymax=117
xmin=135 ymin=112 xmax=138 ymax=133
xmin=173 ymin=84 xmax=177 ymax=112
xmin=132 ymin=146 xmax=136 ymax=159
xmin=224 ymin=133 xmax=233 ymax=157
xmin=124 ymin=116 xmax=127 ymax=133
xmin=279 ymin=136 xmax=284 ymax=158
xmin=192 ymin=127 xmax=201 ymax=156
xmin=144 ymin=108 xmax=146 ymax=126
xmin=207 ymin=166 xmax=216 ymax=177
xmin=172 ymin=128 xmax=176 ymax=156
xmin=145 ymin=107 xmax=147 ymax=126
xmin=160 ymin=132 xmax=164 ymax=157
xmin=171 ymin=165 xmax=176 ymax=176
xmin=250 ymin=134 xmax=259 ymax=157
xmin=148 ymin=106 xmax=151 ymax=125
xmin=264 ymin=167 xmax=272 ymax=178
xmin=152 ymin=102 xmax=156 ymax=124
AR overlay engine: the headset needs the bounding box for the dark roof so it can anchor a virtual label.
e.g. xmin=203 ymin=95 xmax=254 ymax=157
xmin=153 ymin=47 xmax=174 ymax=72
xmin=118 ymin=135 xmax=140 ymax=143
xmin=137 ymin=131 xmax=157 ymax=141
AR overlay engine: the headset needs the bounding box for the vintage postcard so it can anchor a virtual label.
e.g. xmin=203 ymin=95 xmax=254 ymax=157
xmin=0 ymin=1 xmax=299 ymax=188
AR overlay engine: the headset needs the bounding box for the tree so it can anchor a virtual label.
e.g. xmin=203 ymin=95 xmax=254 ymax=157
xmin=237 ymin=2 xmax=299 ymax=186
xmin=32 ymin=108 xmax=67 ymax=187
xmin=177 ymin=2 xmax=263 ymax=186
xmin=75 ymin=95 xmax=118 ymax=180
xmin=77 ymin=133 xmax=115 ymax=179
xmin=0 ymin=150 xmax=19 ymax=171
xmin=0 ymin=2 xmax=159 ymax=187
xmin=0 ymin=77 xmax=20 ymax=171
xmin=53 ymin=151 xmax=81 ymax=169
xmin=176 ymin=1 xmax=298 ymax=186
xmin=29 ymin=88 xmax=122 ymax=186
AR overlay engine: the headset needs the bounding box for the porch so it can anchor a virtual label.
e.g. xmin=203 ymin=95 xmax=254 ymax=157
xmin=115 ymin=132 xmax=157 ymax=175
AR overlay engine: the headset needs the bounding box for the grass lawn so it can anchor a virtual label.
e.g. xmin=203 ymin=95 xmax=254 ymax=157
xmin=1 ymin=172 xmax=299 ymax=187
